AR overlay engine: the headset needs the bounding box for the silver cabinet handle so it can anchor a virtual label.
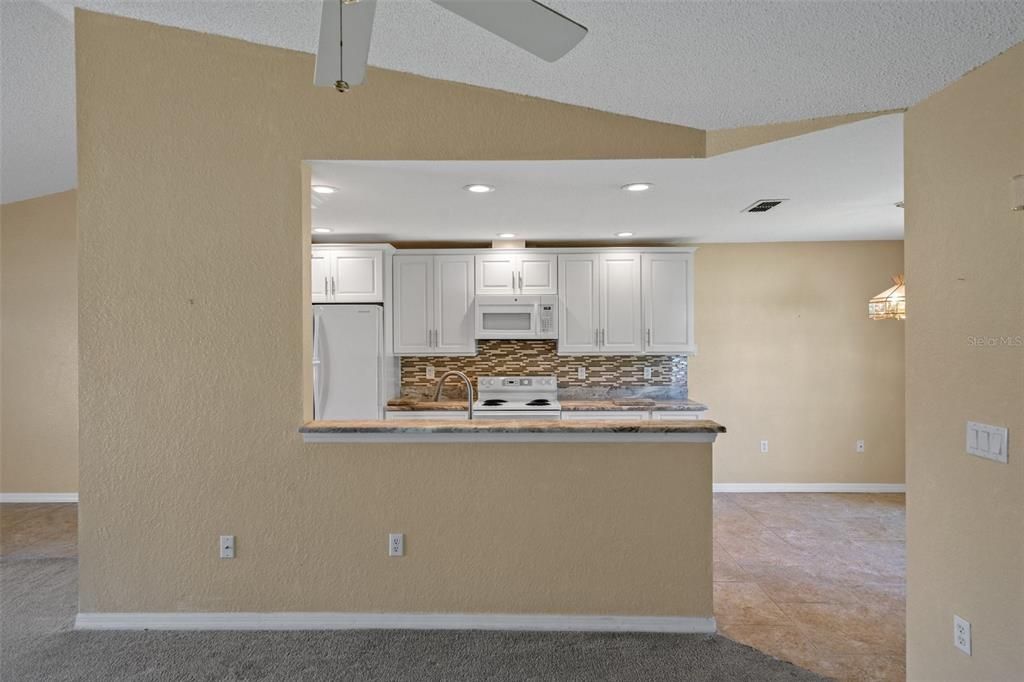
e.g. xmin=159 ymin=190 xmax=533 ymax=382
xmin=595 ymin=328 xmax=599 ymax=347
xmin=433 ymin=329 xmax=438 ymax=348
xmin=512 ymin=272 xmax=516 ymax=291
xmin=324 ymin=277 xmax=328 ymax=297
xmin=518 ymin=272 xmax=523 ymax=291
xmin=647 ymin=328 xmax=651 ymax=345
xmin=331 ymin=277 xmax=336 ymax=296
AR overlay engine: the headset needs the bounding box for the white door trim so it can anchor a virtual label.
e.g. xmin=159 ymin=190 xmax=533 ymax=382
xmin=713 ymin=483 xmax=905 ymax=493
xmin=0 ymin=492 xmax=79 ymax=503
xmin=75 ymin=611 xmax=716 ymax=633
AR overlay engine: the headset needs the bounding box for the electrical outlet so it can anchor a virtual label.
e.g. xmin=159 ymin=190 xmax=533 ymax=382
xmin=954 ymin=615 xmax=971 ymax=655
xmin=643 ymin=366 xmax=653 ymax=379
xmin=425 ymin=366 xmax=435 ymax=380
xmin=856 ymin=440 xmax=865 ymax=453
xmin=760 ymin=440 xmax=769 ymax=454
xmin=219 ymin=535 xmax=235 ymax=559
xmin=577 ymin=367 xmax=586 ymax=380
xmin=388 ymin=533 xmax=404 ymax=557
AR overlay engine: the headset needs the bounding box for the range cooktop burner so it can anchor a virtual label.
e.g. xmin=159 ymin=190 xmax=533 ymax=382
xmin=482 ymin=399 xmax=508 ymax=406
xmin=526 ymin=399 xmax=551 ymax=406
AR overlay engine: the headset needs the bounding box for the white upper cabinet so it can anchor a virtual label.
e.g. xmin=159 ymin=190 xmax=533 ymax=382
xmin=599 ymin=253 xmax=644 ymax=353
xmin=311 ymin=249 xmax=332 ymax=303
xmin=311 ymin=246 xmax=383 ymax=303
xmin=558 ymin=254 xmax=601 ymax=353
xmin=433 ymin=255 xmax=476 ymax=354
xmin=642 ymin=252 xmax=695 ymax=354
xmin=558 ymin=249 xmax=695 ymax=355
xmin=517 ymin=253 xmax=558 ymax=294
xmin=393 ymin=255 xmax=434 ymax=354
xmin=475 ymin=252 xmax=557 ymax=295
xmin=393 ymin=254 xmax=476 ymax=356
xmin=558 ymin=252 xmax=642 ymax=354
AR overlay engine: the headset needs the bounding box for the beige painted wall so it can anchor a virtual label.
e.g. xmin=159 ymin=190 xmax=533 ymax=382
xmin=904 ymin=42 xmax=1024 ymax=680
xmin=0 ymin=190 xmax=78 ymax=493
xmin=691 ymin=242 xmax=905 ymax=484
xmin=74 ymin=11 xmax=714 ymax=616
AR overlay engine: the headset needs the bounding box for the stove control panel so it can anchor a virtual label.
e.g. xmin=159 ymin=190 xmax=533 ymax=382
xmin=478 ymin=376 xmax=558 ymax=391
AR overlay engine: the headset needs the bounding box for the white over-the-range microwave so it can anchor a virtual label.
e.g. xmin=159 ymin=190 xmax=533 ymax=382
xmin=475 ymin=294 xmax=557 ymax=340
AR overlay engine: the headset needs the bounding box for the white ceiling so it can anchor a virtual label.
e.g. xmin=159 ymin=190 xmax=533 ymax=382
xmin=309 ymin=113 xmax=903 ymax=244
xmin=2 ymin=1 xmax=1022 ymax=203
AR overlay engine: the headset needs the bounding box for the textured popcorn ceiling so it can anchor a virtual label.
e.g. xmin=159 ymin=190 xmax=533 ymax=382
xmin=3 ymin=0 xmax=1024 ymax=202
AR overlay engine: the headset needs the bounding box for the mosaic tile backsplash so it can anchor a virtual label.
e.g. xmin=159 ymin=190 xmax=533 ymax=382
xmin=400 ymin=340 xmax=687 ymax=399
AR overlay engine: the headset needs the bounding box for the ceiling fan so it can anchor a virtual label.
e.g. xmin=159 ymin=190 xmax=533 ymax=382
xmin=314 ymin=0 xmax=588 ymax=92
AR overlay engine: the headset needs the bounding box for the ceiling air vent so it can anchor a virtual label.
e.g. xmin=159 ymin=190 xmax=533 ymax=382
xmin=742 ymin=199 xmax=788 ymax=213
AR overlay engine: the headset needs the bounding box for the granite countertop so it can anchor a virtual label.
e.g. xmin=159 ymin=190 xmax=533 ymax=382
xmin=386 ymin=398 xmax=708 ymax=412
xmin=386 ymin=399 xmax=469 ymax=411
xmin=559 ymin=399 xmax=708 ymax=412
xmin=302 ymin=419 xmax=725 ymax=434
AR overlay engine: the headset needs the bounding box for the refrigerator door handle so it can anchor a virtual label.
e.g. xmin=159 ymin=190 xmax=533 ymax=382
xmin=312 ymin=312 xmax=326 ymax=418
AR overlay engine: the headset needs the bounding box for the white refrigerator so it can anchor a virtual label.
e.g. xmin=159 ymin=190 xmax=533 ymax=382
xmin=312 ymin=304 xmax=385 ymax=420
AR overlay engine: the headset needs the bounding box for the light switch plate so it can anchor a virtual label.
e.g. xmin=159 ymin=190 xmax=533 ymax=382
xmin=967 ymin=421 xmax=1008 ymax=463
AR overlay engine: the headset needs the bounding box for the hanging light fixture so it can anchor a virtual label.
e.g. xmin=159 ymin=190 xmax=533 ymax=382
xmin=869 ymin=274 xmax=906 ymax=320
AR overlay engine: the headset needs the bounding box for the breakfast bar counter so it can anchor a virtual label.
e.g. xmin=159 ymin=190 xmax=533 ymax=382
xmin=301 ymin=419 xmax=725 ymax=443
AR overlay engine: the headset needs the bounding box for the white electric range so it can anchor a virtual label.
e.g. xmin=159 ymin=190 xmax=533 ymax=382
xmin=473 ymin=376 xmax=561 ymax=420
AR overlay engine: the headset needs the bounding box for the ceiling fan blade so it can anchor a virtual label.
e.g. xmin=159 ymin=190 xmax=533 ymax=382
xmin=430 ymin=0 xmax=587 ymax=62
xmin=314 ymin=0 xmax=377 ymax=88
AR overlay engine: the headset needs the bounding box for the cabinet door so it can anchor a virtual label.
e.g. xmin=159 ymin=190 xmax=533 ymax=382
xmin=599 ymin=253 xmax=643 ymax=353
xmin=560 ymin=411 xmax=649 ymax=421
xmin=393 ymin=255 xmax=434 ymax=354
xmin=642 ymin=253 xmax=695 ymax=354
xmin=311 ymin=248 xmax=332 ymax=303
xmin=518 ymin=253 xmax=558 ymax=295
xmin=330 ymin=249 xmax=383 ymax=302
xmin=557 ymin=254 xmax=600 ymax=354
xmin=475 ymin=253 xmax=517 ymax=295
xmin=434 ymin=255 xmax=476 ymax=355
xmin=650 ymin=411 xmax=706 ymax=421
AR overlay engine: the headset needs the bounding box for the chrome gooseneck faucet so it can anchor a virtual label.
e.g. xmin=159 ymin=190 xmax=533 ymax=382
xmin=432 ymin=370 xmax=474 ymax=420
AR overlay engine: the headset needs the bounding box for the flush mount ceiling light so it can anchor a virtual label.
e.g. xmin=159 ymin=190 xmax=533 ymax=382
xmin=616 ymin=231 xmax=635 ymax=237
xmin=311 ymin=185 xmax=337 ymax=194
xmin=497 ymin=233 xmax=517 ymax=238
xmin=464 ymin=184 xmax=495 ymax=193
xmin=621 ymin=183 xmax=652 ymax=192
xmin=869 ymin=274 xmax=906 ymax=321
xmin=312 ymin=228 xmax=333 ymax=234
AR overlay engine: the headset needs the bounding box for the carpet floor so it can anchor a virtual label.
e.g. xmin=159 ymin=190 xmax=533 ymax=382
xmin=1 ymin=555 xmax=825 ymax=682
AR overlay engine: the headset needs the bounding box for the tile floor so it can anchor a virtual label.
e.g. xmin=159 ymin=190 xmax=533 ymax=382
xmin=714 ymin=493 xmax=906 ymax=681
xmin=2 ymin=494 xmax=904 ymax=680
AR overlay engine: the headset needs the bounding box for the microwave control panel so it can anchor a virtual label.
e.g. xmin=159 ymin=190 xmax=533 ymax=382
xmin=538 ymin=304 xmax=555 ymax=333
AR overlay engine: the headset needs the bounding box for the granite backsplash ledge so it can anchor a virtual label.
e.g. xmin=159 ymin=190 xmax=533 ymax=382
xmin=400 ymin=340 xmax=687 ymax=400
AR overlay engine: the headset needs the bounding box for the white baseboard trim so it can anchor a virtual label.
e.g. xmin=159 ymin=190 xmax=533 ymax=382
xmin=713 ymin=483 xmax=905 ymax=493
xmin=75 ymin=612 xmax=716 ymax=634
xmin=0 ymin=492 xmax=79 ymax=503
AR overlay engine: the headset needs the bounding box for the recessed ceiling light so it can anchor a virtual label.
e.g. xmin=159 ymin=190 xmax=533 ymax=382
xmin=616 ymin=231 xmax=635 ymax=237
xmin=312 ymin=228 xmax=333 ymax=234
xmin=464 ymin=184 xmax=495 ymax=193
xmin=311 ymin=185 xmax=337 ymax=194
xmin=497 ymin=233 xmax=517 ymax=238
xmin=621 ymin=183 xmax=652 ymax=192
